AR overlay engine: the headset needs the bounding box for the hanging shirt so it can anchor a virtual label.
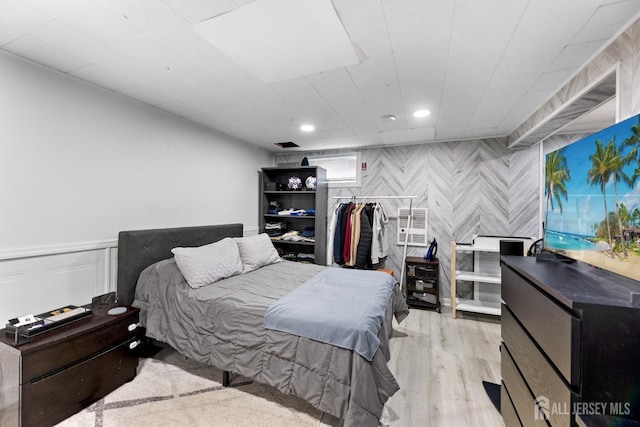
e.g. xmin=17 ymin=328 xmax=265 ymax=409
xmin=327 ymin=203 xmax=341 ymax=265
xmin=371 ymin=202 xmax=389 ymax=264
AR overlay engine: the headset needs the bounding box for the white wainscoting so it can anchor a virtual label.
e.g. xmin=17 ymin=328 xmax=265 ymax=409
xmin=0 ymin=226 xmax=259 ymax=324
xmin=0 ymin=241 xmax=117 ymax=323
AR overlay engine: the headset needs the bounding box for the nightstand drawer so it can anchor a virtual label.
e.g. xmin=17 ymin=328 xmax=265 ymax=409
xmin=502 ymin=266 xmax=580 ymax=385
xmin=22 ymin=338 xmax=138 ymax=427
xmin=21 ymin=309 xmax=140 ymax=383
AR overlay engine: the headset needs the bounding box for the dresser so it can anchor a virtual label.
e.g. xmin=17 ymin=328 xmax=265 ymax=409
xmin=500 ymin=256 xmax=640 ymax=426
xmin=0 ymin=306 xmax=141 ymax=427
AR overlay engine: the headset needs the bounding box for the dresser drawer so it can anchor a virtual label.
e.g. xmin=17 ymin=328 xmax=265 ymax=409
xmin=502 ymin=305 xmax=574 ymax=427
xmin=501 ymin=343 xmax=543 ymax=427
xmin=502 ymin=265 xmax=581 ymax=385
xmin=500 ymin=380 xmax=523 ymax=427
xmin=21 ymin=310 xmax=140 ymax=383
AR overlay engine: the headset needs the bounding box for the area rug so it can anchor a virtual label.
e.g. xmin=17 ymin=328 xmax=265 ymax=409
xmin=55 ymin=347 xmax=340 ymax=427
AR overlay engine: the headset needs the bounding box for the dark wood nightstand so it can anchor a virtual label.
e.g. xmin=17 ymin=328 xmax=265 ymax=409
xmin=405 ymin=256 xmax=441 ymax=312
xmin=0 ymin=305 xmax=141 ymax=427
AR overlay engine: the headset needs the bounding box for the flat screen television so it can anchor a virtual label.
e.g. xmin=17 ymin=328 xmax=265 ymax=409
xmin=543 ymin=113 xmax=640 ymax=281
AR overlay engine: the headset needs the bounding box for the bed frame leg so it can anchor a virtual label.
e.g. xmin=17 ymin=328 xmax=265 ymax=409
xmin=222 ymin=370 xmax=230 ymax=387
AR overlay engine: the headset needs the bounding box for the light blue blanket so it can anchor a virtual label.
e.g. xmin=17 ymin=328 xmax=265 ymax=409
xmin=264 ymin=268 xmax=396 ymax=361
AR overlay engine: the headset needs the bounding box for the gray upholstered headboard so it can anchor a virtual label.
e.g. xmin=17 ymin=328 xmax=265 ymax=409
xmin=116 ymin=223 xmax=244 ymax=306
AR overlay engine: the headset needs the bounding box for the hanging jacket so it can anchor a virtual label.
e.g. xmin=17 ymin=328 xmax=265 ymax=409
xmin=342 ymin=203 xmax=355 ymax=264
xmin=371 ymin=203 xmax=389 ymax=264
xmin=334 ymin=203 xmax=349 ymax=264
xmin=356 ymin=204 xmax=374 ymax=268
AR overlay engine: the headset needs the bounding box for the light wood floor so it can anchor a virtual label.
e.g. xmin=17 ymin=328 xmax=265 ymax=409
xmin=384 ymin=306 xmax=504 ymax=427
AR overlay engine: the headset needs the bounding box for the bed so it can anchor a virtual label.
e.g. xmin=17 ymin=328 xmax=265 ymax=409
xmin=116 ymin=224 xmax=409 ymax=426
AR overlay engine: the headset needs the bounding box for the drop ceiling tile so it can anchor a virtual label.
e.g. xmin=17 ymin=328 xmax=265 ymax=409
xmin=58 ymin=2 xmax=154 ymax=56
xmin=3 ymin=34 xmax=89 ymax=72
xmin=403 ymin=87 xmax=442 ymax=109
xmin=394 ymin=47 xmax=448 ymax=93
xmin=486 ymin=74 xmax=538 ymax=98
xmin=548 ymin=39 xmax=608 ymax=71
xmin=0 ymin=1 xmax=52 ymax=33
xmin=517 ymin=89 xmax=556 ymax=107
xmin=97 ymin=0 xmax=186 ymax=29
xmin=270 ymin=78 xmax=337 ymax=118
xmin=299 ymin=136 xmax=368 ymax=151
xmin=333 ymin=0 xmax=390 ymax=58
xmin=229 ymin=83 xmax=301 ymax=118
xmin=508 ymin=6 xmax=593 ymax=52
xmin=503 ymin=104 xmax=547 ymax=129
xmin=0 ymin=24 xmax=22 ymax=46
xmin=571 ymin=0 xmax=640 ymax=44
xmin=305 ymin=68 xmax=361 ymax=103
xmin=20 ymin=0 xmax=86 ymax=19
xmin=493 ymin=47 xmax=561 ymax=82
xmin=450 ymin=0 xmax=527 ymax=48
xmin=69 ymin=63 xmax=137 ymax=92
xmin=530 ymin=69 xmax=575 ymax=92
xmin=380 ymin=127 xmax=435 ymax=145
xmin=29 ymin=20 xmax=111 ymax=65
xmin=117 ymin=87 xmax=174 ymax=107
xmin=194 ymin=0 xmax=359 ymax=83
xmin=347 ymin=54 xmax=404 ymax=115
xmin=161 ymin=0 xmax=237 ymax=25
xmin=331 ymin=103 xmax=378 ymax=128
xmin=383 ymin=0 xmax=455 ymax=49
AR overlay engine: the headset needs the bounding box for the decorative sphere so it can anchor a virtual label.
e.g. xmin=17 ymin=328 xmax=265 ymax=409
xmin=287 ymin=176 xmax=302 ymax=190
xmin=305 ymin=176 xmax=317 ymax=190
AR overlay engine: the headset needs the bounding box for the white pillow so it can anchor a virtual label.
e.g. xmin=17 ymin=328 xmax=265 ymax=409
xmin=235 ymin=233 xmax=282 ymax=273
xmin=171 ymin=238 xmax=243 ymax=289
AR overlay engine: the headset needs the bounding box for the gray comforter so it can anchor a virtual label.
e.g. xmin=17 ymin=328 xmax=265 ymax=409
xmin=133 ymin=260 xmax=409 ymax=426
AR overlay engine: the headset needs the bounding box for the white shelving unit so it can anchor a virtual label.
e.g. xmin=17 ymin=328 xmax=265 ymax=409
xmin=450 ymin=235 xmax=535 ymax=318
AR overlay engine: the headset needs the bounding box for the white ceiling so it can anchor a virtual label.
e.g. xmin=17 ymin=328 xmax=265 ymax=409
xmin=1 ymin=0 xmax=639 ymax=152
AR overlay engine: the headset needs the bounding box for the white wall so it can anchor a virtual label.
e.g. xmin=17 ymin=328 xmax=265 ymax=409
xmin=0 ymin=51 xmax=273 ymax=320
xmin=0 ymin=51 xmax=272 ymax=251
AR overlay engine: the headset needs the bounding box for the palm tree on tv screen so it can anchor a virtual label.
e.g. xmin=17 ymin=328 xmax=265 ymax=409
xmin=623 ymin=116 xmax=640 ymax=185
xmin=609 ymin=139 xmax=636 ymax=257
xmin=545 ymin=149 xmax=570 ymax=231
xmin=587 ymin=139 xmax=615 ymax=256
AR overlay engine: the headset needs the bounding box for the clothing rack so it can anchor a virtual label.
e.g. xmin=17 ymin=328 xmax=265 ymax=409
xmin=332 ymin=195 xmax=417 ymax=290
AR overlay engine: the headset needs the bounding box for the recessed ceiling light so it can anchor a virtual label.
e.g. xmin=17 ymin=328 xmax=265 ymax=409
xmin=413 ymin=109 xmax=431 ymax=118
xmin=300 ymin=124 xmax=315 ymax=132
xmin=380 ymin=114 xmax=397 ymax=122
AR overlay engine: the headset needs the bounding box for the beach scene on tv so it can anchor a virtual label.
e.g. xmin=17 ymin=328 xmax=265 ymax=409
xmin=544 ymin=113 xmax=640 ymax=281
